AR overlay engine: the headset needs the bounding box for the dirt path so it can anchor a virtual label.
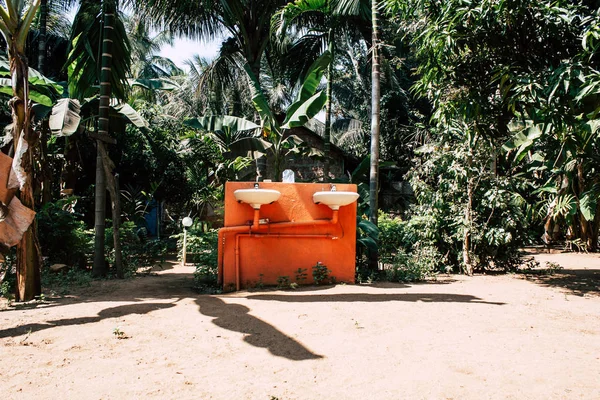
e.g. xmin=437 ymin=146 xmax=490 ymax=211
xmin=1 ymin=253 xmax=599 ymax=399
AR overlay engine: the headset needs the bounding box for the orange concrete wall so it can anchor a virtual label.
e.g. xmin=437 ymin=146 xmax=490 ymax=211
xmin=220 ymin=182 xmax=357 ymax=290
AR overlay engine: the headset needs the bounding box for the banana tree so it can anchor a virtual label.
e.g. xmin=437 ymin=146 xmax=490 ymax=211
xmin=273 ymin=0 xmax=368 ymax=180
xmin=187 ymin=51 xmax=332 ymax=181
xmin=0 ymin=0 xmax=43 ymax=301
xmin=248 ymin=50 xmax=331 ymax=181
xmin=184 ymin=116 xmax=269 ymax=183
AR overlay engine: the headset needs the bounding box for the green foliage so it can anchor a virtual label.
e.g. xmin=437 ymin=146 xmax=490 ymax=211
xmin=406 ymin=139 xmax=529 ymax=272
xmin=172 ymin=226 xmax=219 ymax=292
xmin=377 ymin=212 xmax=410 ymax=264
xmin=42 ymin=268 xmax=93 ymax=295
xmin=294 ymin=268 xmax=308 ymax=284
xmin=0 ymin=252 xmax=16 ymax=300
xmin=105 ymin=222 xmax=168 ymax=277
xmin=276 ymin=275 xmax=291 ymax=289
xmin=312 ymin=262 xmax=330 ymax=285
xmin=385 ymin=244 xmax=440 ymax=282
xmin=37 ymin=198 xmax=93 ymax=267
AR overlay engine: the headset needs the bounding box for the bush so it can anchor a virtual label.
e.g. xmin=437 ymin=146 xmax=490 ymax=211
xmin=312 ymin=262 xmax=330 ymax=285
xmin=378 ymin=212 xmax=414 ymax=264
xmin=0 ymin=251 xmax=16 ymax=299
xmin=172 ymin=226 xmax=219 ymax=292
xmin=405 ymin=140 xmax=529 ymax=273
xmin=104 ymin=222 xmax=169 ymax=277
xmin=385 ymin=244 xmax=440 ymax=282
xmin=37 ymin=198 xmax=92 ymax=268
xmin=42 ymin=268 xmax=93 ymax=295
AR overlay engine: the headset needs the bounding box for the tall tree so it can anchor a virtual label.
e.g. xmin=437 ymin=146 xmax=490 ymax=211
xmin=367 ymin=0 xmax=380 ymax=269
xmin=0 ymin=0 xmax=43 ymax=301
xmin=67 ymin=0 xmax=131 ymax=277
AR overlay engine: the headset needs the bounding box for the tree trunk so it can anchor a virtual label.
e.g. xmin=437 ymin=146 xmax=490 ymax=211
xmin=590 ymin=197 xmax=600 ymax=252
xmin=575 ymin=161 xmax=593 ymax=249
xmin=92 ymin=142 xmax=106 ymax=277
xmin=323 ymin=28 xmax=334 ymax=182
xmin=9 ymin=50 xmax=42 ymax=301
xmin=462 ymin=148 xmax=474 ymax=276
xmin=94 ymin=0 xmax=123 ymax=277
xmin=98 ymin=141 xmax=123 ymax=278
xmin=60 ymin=134 xmax=81 ymax=195
xmin=368 ymin=0 xmax=381 ymax=270
xmin=38 ymin=0 xmax=47 ymax=73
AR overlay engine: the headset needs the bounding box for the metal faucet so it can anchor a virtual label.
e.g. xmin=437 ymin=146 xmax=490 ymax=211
xmin=254 ymin=182 xmax=260 ymax=189
xmin=330 ymin=184 xmax=337 ymax=192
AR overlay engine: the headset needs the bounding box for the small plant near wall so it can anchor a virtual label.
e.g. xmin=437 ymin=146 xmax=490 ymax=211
xmin=276 ymin=276 xmax=291 ymax=289
xmin=312 ymin=262 xmax=330 ymax=285
xmin=255 ymin=274 xmax=265 ymax=289
xmin=295 ymin=268 xmax=308 ymax=284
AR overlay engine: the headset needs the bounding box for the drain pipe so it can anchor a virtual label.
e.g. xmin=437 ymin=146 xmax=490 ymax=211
xmin=217 ymin=209 xmax=262 ymax=284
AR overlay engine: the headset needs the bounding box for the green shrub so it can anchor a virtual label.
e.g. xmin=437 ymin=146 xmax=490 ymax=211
xmin=104 ymin=222 xmax=169 ymax=277
xmin=0 ymin=251 xmax=16 ymax=299
xmin=171 ymin=226 xmax=219 ymax=292
xmin=37 ymin=198 xmax=92 ymax=267
xmin=385 ymin=244 xmax=440 ymax=282
xmin=405 ymin=140 xmax=529 ymax=273
xmin=378 ymin=212 xmax=413 ymax=263
xmin=42 ymin=268 xmax=93 ymax=295
xmin=312 ymin=262 xmax=330 ymax=285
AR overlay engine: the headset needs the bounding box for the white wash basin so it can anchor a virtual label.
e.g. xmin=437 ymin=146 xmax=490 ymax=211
xmin=234 ymin=188 xmax=281 ymax=209
xmin=313 ymin=191 xmax=359 ymax=210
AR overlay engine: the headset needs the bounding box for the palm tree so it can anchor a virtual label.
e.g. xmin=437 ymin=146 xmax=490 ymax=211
xmin=273 ymin=0 xmax=336 ymax=181
xmin=0 ymin=0 xmax=42 ymax=301
xmin=368 ymin=0 xmax=380 ymax=229
xmin=67 ymin=0 xmax=131 ymax=278
xmin=273 ymin=0 xmax=369 ymax=180
xmin=133 ymin=0 xmax=289 ymax=83
xmin=126 ymin=16 xmax=183 ymax=103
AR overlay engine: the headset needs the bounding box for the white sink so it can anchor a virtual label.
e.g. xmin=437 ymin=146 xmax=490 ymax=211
xmin=313 ymin=191 xmax=359 ymax=210
xmin=234 ymin=188 xmax=281 ymax=209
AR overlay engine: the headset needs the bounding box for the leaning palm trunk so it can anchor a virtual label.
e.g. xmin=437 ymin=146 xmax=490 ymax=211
xmin=368 ymin=0 xmax=381 ymax=270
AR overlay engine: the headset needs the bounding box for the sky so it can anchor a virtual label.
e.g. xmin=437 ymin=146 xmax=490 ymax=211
xmin=158 ymin=37 xmax=221 ymax=70
xmin=66 ymin=6 xmax=220 ymax=70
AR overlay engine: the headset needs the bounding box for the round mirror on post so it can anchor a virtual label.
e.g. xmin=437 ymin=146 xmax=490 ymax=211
xmin=181 ymin=217 xmax=193 ymax=266
xmin=182 ymin=217 xmax=193 ymax=228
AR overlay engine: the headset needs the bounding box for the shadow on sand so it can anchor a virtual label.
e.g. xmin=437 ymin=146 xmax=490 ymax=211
xmin=246 ymin=292 xmax=506 ymax=305
xmin=0 ymin=302 xmax=176 ymax=339
xmin=522 ymin=268 xmax=600 ymax=297
xmin=196 ymin=296 xmax=323 ymax=361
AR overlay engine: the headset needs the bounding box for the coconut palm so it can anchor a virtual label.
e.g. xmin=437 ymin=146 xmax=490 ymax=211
xmin=126 ymin=16 xmax=183 ymax=104
xmin=67 ymin=0 xmax=132 ymax=277
xmin=132 ymin=0 xmax=289 ymax=84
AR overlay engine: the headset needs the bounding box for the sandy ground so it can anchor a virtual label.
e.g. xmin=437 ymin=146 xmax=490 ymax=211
xmin=1 ymin=251 xmax=599 ymax=400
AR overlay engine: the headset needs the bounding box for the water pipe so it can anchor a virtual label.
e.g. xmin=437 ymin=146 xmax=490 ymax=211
xmin=235 ymin=232 xmax=339 ymax=291
xmin=218 ymin=210 xmax=340 ymax=288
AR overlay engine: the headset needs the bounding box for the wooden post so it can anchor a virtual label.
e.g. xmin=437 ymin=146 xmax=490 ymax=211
xmin=182 ymin=227 xmax=187 ymax=266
